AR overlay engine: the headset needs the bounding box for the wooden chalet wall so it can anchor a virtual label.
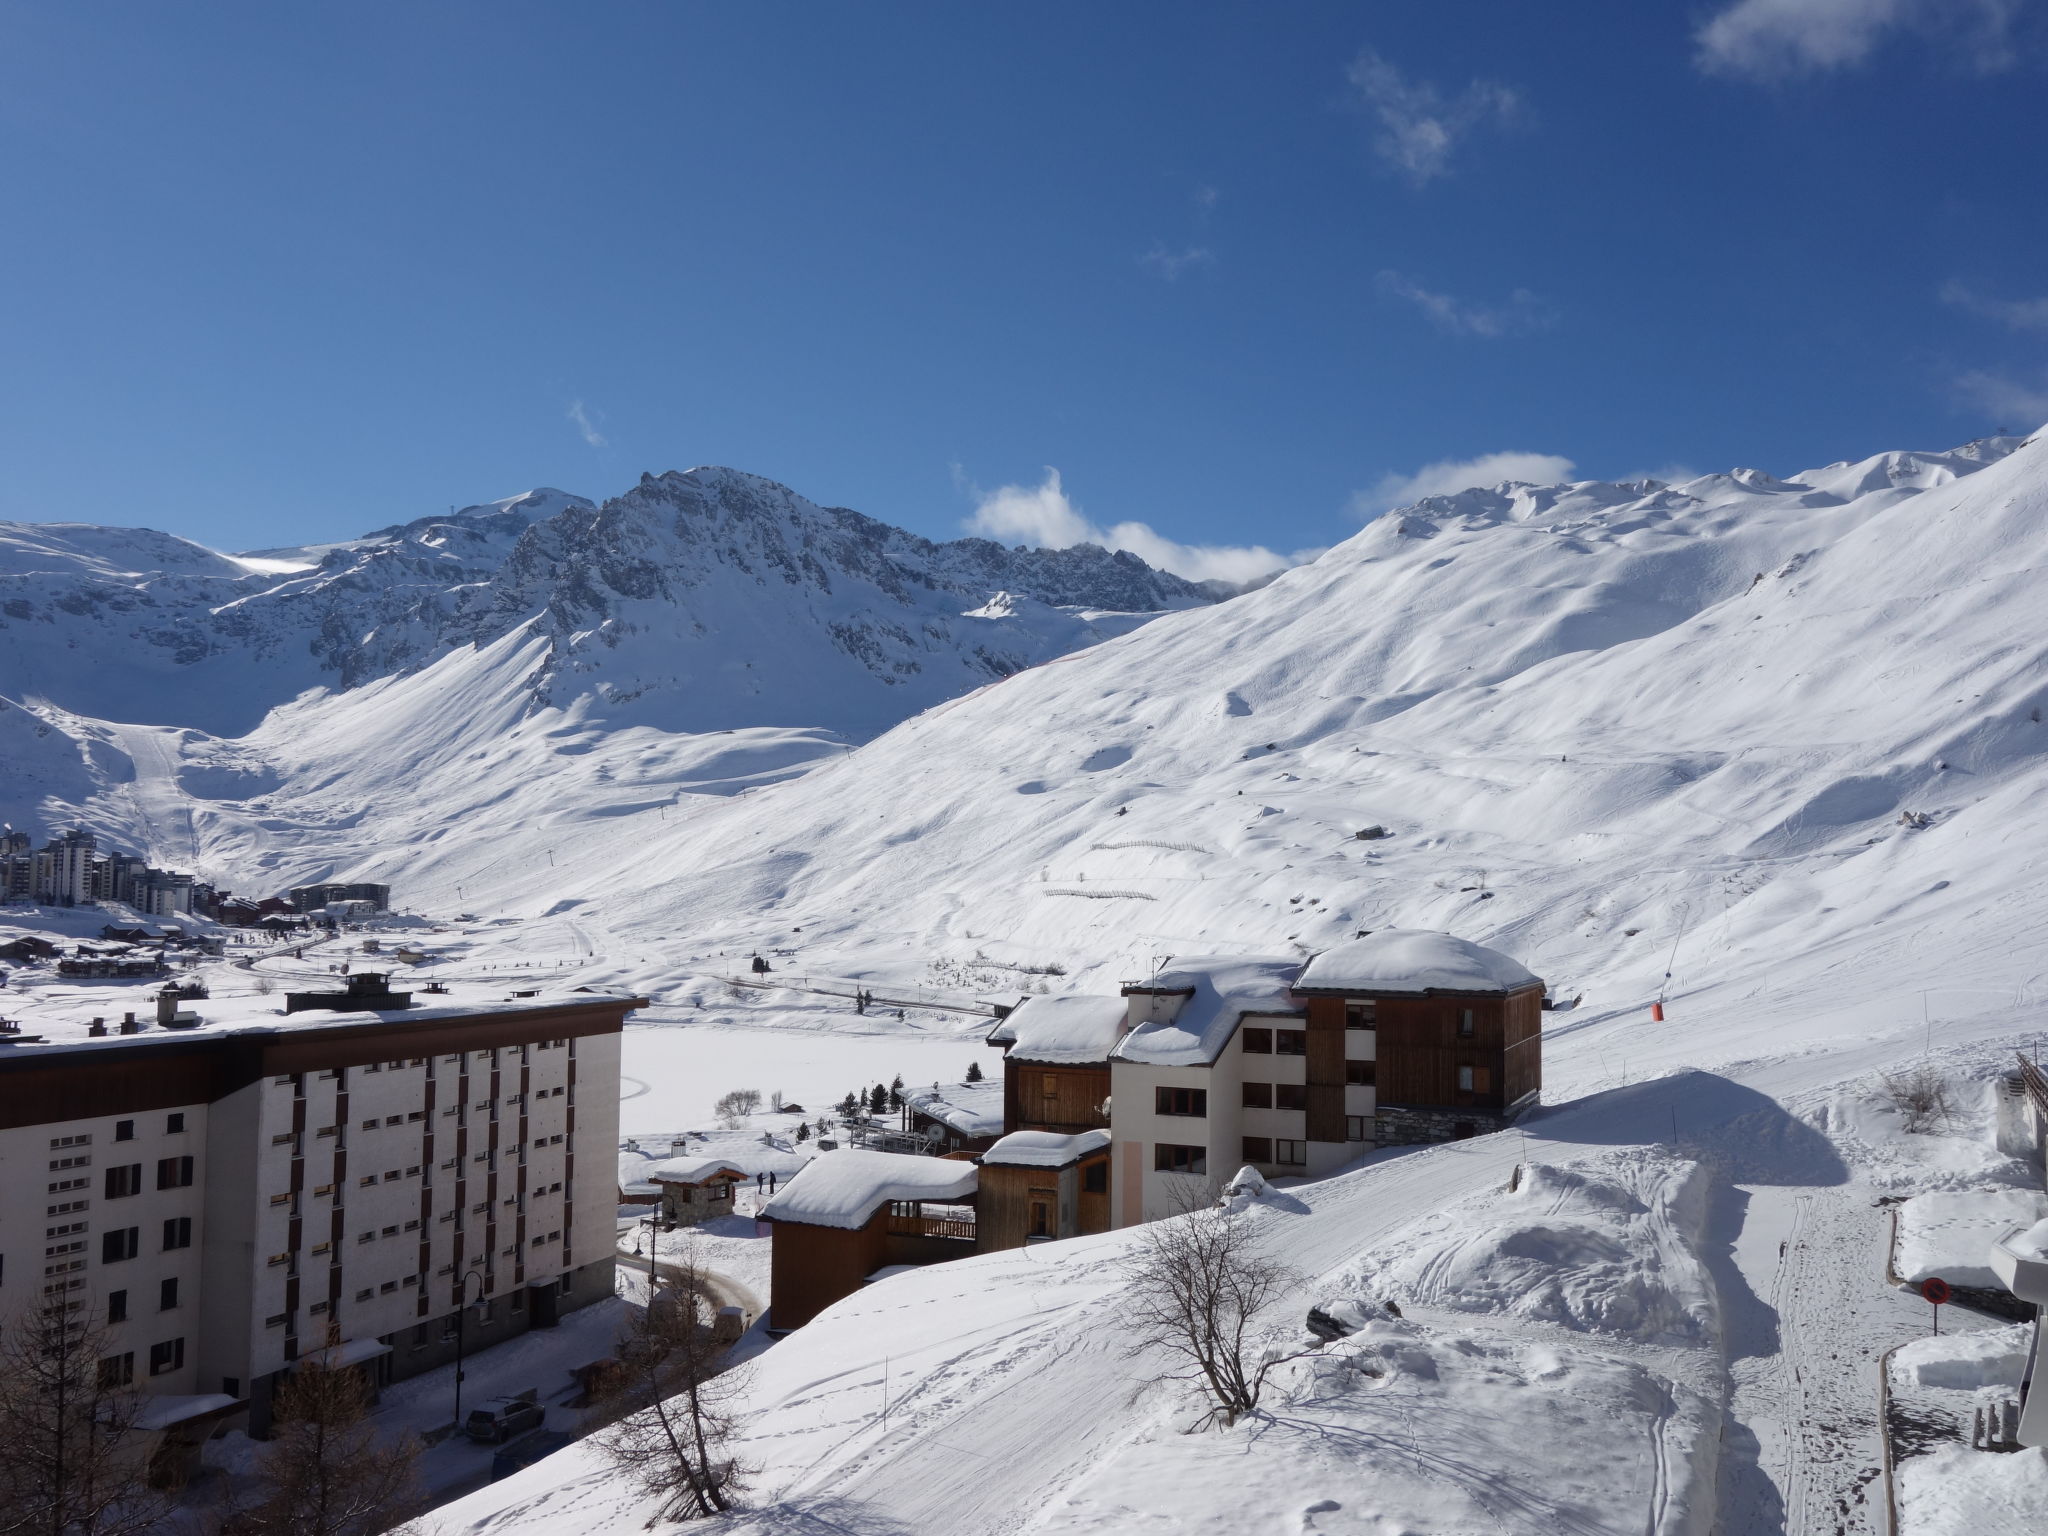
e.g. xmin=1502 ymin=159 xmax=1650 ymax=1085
xmin=769 ymin=1211 xmax=889 ymax=1330
xmin=1003 ymin=1058 xmax=1111 ymax=1134
xmin=1302 ymin=999 xmax=1349 ymax=1143
xmin=1368 ymin=985 xmax=1543 ymax=1113
xmin=1501 ymin=986 xmax=1542 ymax=1108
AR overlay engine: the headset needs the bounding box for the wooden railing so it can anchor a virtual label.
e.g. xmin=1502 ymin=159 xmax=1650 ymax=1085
xmin=887 ymin=1213 xmax=976 ymax=1242
xmin=2017 ymin=1052 xmax=2048 ymax=1119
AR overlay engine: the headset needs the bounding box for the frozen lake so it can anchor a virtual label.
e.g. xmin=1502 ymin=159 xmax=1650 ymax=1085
xmin=617 ymin=1017 xmax=993 ymax=1135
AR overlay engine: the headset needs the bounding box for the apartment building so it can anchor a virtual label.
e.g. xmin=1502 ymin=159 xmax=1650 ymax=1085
xmin=0 ymin=988 xmax=640 ymax=1435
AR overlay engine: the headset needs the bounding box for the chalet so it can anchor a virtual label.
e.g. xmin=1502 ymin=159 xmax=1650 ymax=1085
xmin=617 ymin=1149 xmax=663 ymax=1209
xmin=646 ymin=1156 xmax=746 ymax=1226
xmin=975 ymin=1129 xmax=1111 ymax=1252
xmin=1292 ymin=930 xmax=1542 ymax=1146
xmin=903 ymin=1078 xmax=1005 ymax=1153
xmin=0 ymin=934 xmax=60 ymax=964
xmin=760 ymin=1150 xmax=978 ymax=1329
xmin=985 ymin=992 xmax=1123 ymax=1135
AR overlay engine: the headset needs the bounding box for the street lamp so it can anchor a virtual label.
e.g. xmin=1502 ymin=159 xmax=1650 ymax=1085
xmin=450 ymin=1265 xmax=489 ymax=1435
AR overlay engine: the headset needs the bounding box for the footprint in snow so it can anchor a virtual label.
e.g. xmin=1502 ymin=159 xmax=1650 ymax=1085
xmin=1299 ymin=1499 xmax=1341 ymax=1533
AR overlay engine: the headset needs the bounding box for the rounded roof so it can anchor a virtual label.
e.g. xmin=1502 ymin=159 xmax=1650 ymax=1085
xmin=1295 ymin=929 xmax=1540 ymax=995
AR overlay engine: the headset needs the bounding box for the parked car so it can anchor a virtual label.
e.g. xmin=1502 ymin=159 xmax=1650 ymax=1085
xmin=464 ymin=1395 xmax=545 ymax=1444
xmin=491 ymin=1429 xmax=574 ymax=1481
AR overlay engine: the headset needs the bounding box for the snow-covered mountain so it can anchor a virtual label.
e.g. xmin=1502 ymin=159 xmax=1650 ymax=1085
xmin=0 ymin=471 xmax=1209 ymax=740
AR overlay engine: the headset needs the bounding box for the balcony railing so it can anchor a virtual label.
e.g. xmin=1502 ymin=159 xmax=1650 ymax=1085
xmin=886 ymin=1212 xmax=976 ymax=1242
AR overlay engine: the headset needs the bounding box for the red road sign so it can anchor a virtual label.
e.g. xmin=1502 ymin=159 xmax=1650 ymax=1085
xmin=1920 ymin=1277 xmax=1953 ymax=1305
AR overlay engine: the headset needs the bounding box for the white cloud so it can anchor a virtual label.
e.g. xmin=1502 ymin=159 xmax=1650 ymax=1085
xmin=963 ymin=468 xmax=1299 ymax=586
xmin=1695 ymin=0 xmax=2021 ymax=80
xmin=566 ymin=399 xmax=608 ymax=448
xmin=1940 ymin=279 xmax=2048 ymax=334
xmin=1356 ymin=451 xmax=1578 ymax=515
xmin=1139 ymin=244 xmax=1216 ymax=281
xmin=1954 ymin=370 xmax=2048 ymax=427
xmin=1375 ymin=270 xmax=1556 ymax=338
xmin=1194 ymin=184 xmax=1219 ymax=216
xmin=1345 ymin=49 xmax=1519 ymax=185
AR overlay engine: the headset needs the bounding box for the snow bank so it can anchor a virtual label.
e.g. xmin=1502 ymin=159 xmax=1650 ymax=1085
xmin=986 ymin=991 xmax=1126 ymax=1063
xmin=1892 ymin=1321 xmax=2033 ymax=1392
xmin=1036 ymin=1318 xmax=1719 ymax=1536
xmin=1896 ymin=1189 xmax=2047 ymax=1287
xmin=1296 ymin=927 xmax=1540 ymax=995
xmin=1113 ymin=955 xmax=1301 ymax=1067
xmin=1335 ymin=1149 xmax=1717 ymax=1343
xmin=1896 ymin=1444 xmax=2048 ymax=1536
xmin=758 ymin=1148 xmax=977 ymax=1229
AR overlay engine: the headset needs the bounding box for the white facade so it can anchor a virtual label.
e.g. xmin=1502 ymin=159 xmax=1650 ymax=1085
xmin=0 ymin=998 xmax=629 ymax=1424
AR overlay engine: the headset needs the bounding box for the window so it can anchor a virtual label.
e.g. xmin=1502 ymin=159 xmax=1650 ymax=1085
xmin=47 ymin=1177 xmax=89 ymax=1194
xmin=1274 ymin=1140 xmax=1307 ymax=1167
xmin=149 ymin=1338 xmax=185 ymax=1376
xmin=45 ymin=1239 xmax=86 ymax=1258
xmin=49 ymin=1134 xmax=91 ymax=1149
xmin=114 ymin=1120 xmax=135 ymax=1142
xmin=1275 ymin=1029 xmax=1307 ymax=1056
xmin=222 ymin=1376 xmax=240 ymax=1397
xmin=155 ymin=1156 xmax=193 ymax=1190
xmin=101 ymin=1228 xmax=139 ymax=1264
xmin=107 ymin=1290 xmax=128 ymax=1323
xmin=1083 ymin=1160 xmax=1108 ymax=1194
xmin=98 ymin=1353 xmax=134 ymax=1388
xmin=47 ymin=1200 xmax=89 ymax=1218
xmin=1240 ymin=1027 xmax=1272 ymax=1054
xmin=1346 ymin=1116 xmax=1370 ymax=1142
xmin=46 ymin=1222 xmax=88 ymax=1240
xmin=1345 ymin=1001 xmax=1376 ymax=1029
xmin=165 ymin=1113 xmax=185 ymax=1133
xmin=1457 ymin=1009 xmax=1475 ymax=1038
xmin=1241 ymin=1082 xmax=1272 ymax=1109
xmin=1153 ymin=1086 xmax=1208 ymax=1118
xmin=1153 ymin=1143 xmax=1207 ymax=1176
xmin=1242 ymin=1136 xmax=1274 ymax=1163
xmin=159 ymin=1278 xmax=179 ymax=1311
xmin=107 ymin=1164 xmax=144 ymax=1197
xmin=49 ymin=1155 xmax=92 ymax=1171
xmin=1274 ymin=1084 xmax=1307 ymax=1112
xmin=1345 ymin=1060 xmax=1376 ymax=1086
xmin=1465 ymin=1065 xmax=1491 ymax=1093
xmin=1457 ymin=1065 xmax=1474 ymax=1092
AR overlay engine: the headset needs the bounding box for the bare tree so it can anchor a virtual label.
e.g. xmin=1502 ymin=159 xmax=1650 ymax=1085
xmin=1120 ymin=1201 xmax=1298 ymax=1427
xmin=712 ymin=1089 xmax=762 ymax=1128
xmin=235 ymin=1362 xmax=420 ymax=1536
xmin=0 ymin=1307 xmax=179 ymax=1536
xmin=1882 ymin=1065 xmax=1957 ymax=1134
xmin=597 ymin=1257 xmax=748 ymax=1521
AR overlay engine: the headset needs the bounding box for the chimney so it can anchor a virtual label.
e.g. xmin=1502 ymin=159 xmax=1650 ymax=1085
xmin=88 ymin=1016 xmax=107 ymax=1037
xmin=119 ymin=1012 xmax=140 ymax=1035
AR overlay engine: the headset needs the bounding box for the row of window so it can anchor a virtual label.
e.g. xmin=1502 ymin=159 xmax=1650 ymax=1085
xmin=48 ymin=1114 xmax=186 ymax=1149
xmin=1153 ymin=1069 xmax=1379 ymax=1120
xmin=100 ymin=1218 xmax=193 ymax=1262
xmin=104 ymin=1158 xmax=193 ymax=1198
xmin=96 ymin=1337 xmax=182 ymax=1387
xmin=1153 ymin=1119 xmax=1377 ymax=1176
xmin=1243 ymin=1011 xmax=1477 ymax=1050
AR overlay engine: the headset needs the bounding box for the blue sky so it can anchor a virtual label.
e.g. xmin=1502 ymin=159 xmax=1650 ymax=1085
xmin=2 ymin=1 xmax=2045 ymax=577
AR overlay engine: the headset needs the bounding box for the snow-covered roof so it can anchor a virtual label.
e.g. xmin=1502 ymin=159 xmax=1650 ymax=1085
xmin=1112 ymin=955 xmax=1303 ymax=1067
xmin=1294 ymin=930 xmax=1541 ymax=996
xmin=981 ymin=1128 xmax=1110 ymax=1168
xmin=987 ymin=993 xmax=1126 ymax=1064
xmin=617 ymin=1151 xmax=656 ymax=1187
xmin=645 ymin=1155 xmax=747 ymax=1186
xmin=132 ymin=1393 xmax=242 ymax=1430
xmin=760 ymin=1149 xmax=978 ymax=1231
xmin=903 ymin=1079 xmax=1005 ymax=1137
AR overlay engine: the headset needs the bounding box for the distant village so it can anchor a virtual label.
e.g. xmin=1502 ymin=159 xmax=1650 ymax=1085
xmin=0 ymin=823 xmax=392 ymax=980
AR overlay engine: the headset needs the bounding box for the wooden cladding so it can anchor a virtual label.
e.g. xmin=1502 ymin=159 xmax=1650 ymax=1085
xmin=1354 ymin=986 xmax=1543 ymax=1113
xmin=1004 ymin=1059 xmax=1110 ymax=1134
